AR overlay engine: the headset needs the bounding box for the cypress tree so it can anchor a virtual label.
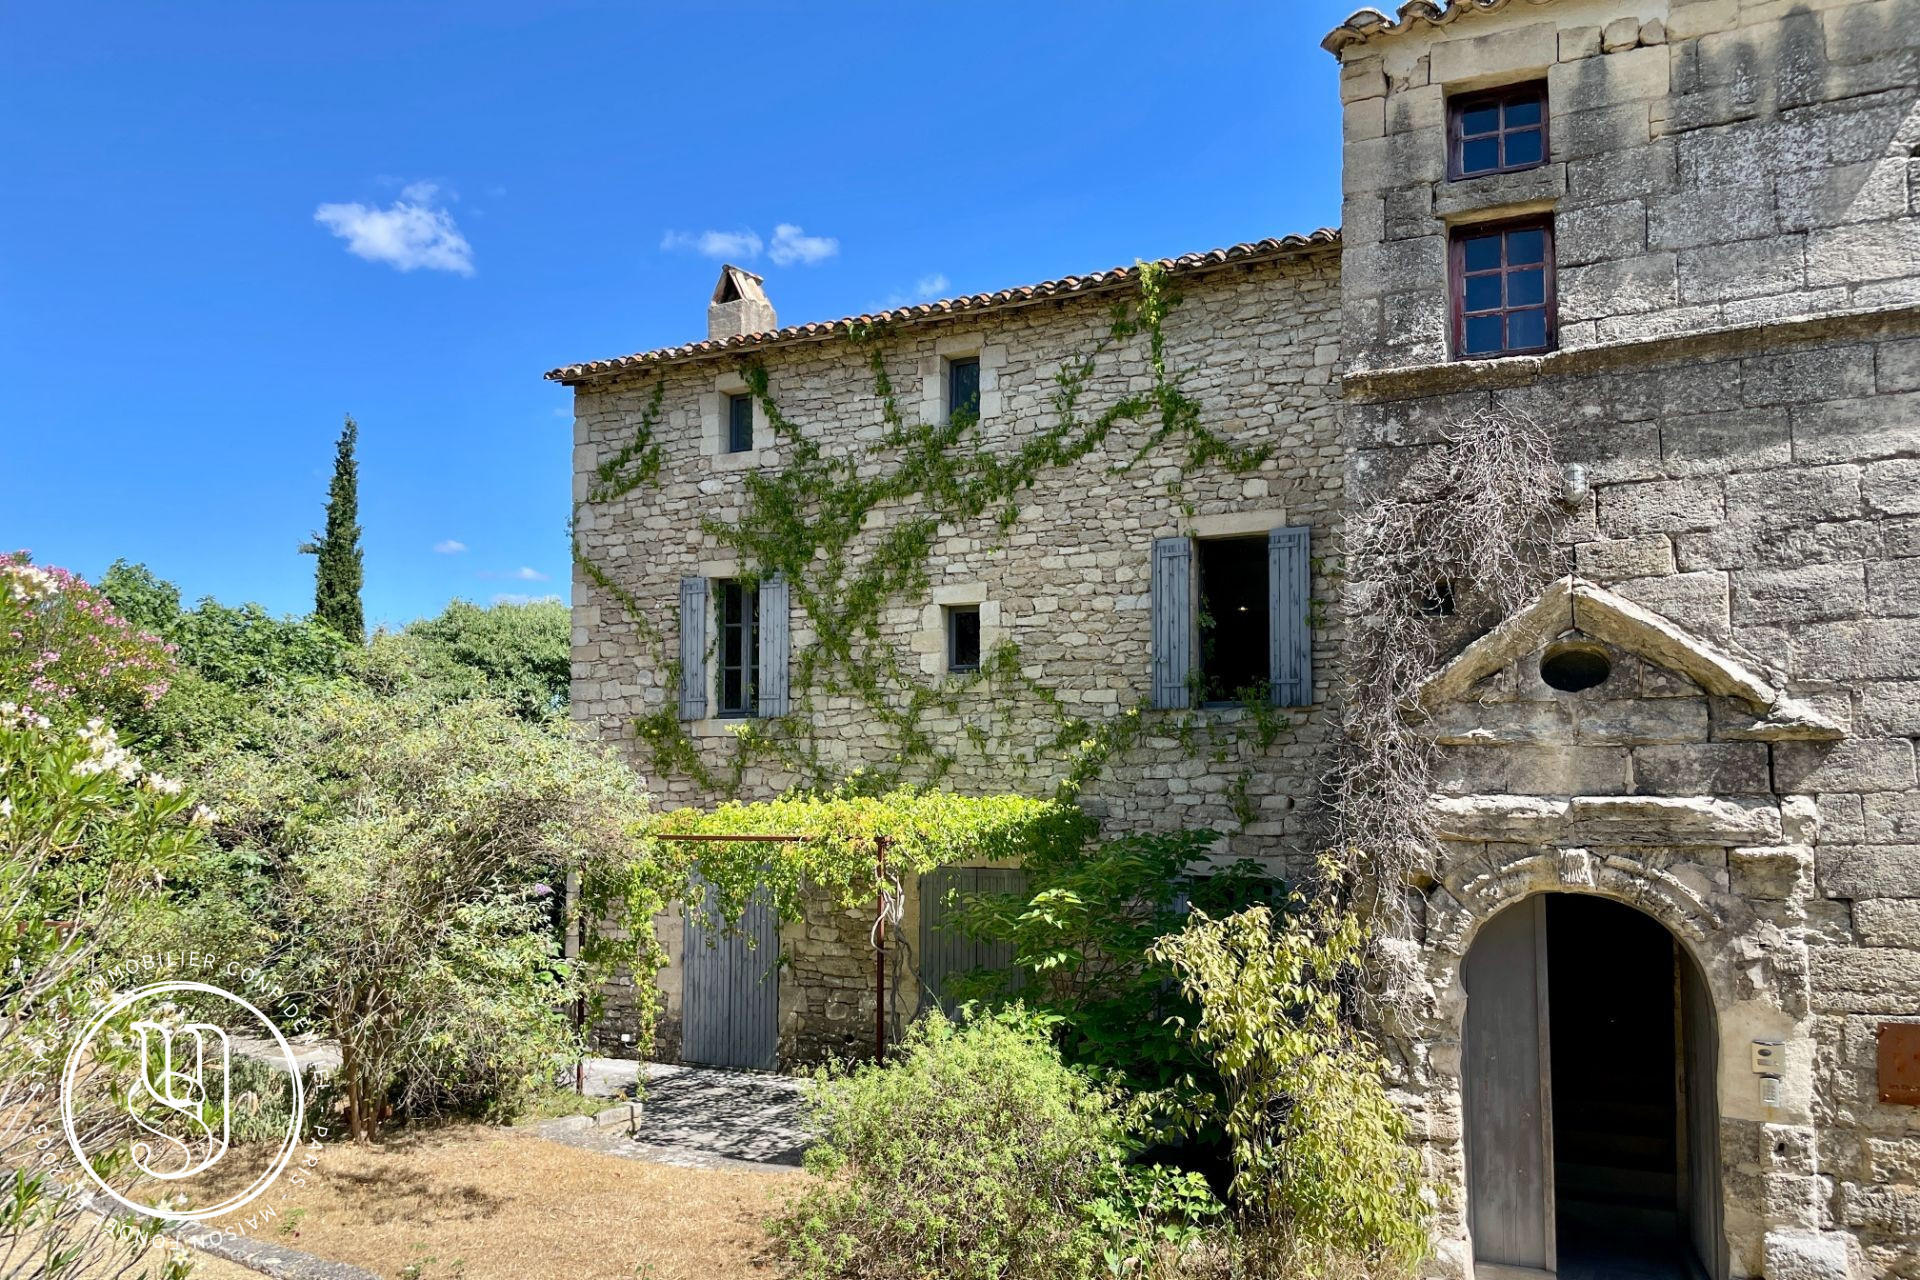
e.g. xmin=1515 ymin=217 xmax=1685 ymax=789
xmin=301 ymin=414 xmax=365 ymax=642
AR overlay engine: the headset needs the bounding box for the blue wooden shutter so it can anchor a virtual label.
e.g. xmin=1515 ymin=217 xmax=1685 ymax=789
xmin=1269 ymin=525 xmax=1312 ymax=707
xmin=757 ymin=574 xmax=790 ymax=717
xmin=1150 ymin=537 xmax=1193 ymax=710
xmin=678 ymin=576 xmax=708 ymax=720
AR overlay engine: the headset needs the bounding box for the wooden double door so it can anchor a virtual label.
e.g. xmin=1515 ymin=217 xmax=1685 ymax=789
xmin=1462 ymin=894 xmax=1724 ymax=1280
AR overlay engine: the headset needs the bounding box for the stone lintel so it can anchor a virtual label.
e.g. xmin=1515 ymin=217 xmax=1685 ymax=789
xmin=1433 ymin=792 xmax=1784 ymax=846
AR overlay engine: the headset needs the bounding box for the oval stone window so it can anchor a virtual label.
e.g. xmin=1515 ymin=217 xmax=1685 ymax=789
xmin=1539 ymin=643 xmax=1612 ymax=693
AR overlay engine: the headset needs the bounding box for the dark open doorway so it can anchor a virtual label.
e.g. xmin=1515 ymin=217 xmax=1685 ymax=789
xmin=1462 ymin=893 xmax=1722 ymax=1280
xmin=1548 ymin=896 xmax=1691 ymax=1279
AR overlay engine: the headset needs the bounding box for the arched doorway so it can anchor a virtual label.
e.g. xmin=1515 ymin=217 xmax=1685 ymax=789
xmin=1462 ymin=893 xmax=1724 ymax=1280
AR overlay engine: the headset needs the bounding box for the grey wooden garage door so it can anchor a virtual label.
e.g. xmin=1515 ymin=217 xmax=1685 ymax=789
xmin=918 ymin=867 xmax=1026 ymax=1018
xmin=682 ymin=879 xmax=779 ymax=1070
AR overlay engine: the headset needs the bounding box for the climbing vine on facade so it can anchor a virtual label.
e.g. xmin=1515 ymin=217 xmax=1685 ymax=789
xmin=1324 ymin=407 xmax=1565 ymax=941
xmin=570 ymin=262 xmax=1285 ymax=798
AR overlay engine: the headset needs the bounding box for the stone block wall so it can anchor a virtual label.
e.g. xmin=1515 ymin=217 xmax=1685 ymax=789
xmin=567 ymin=247 xmax=1345 ymax=1060
xmin=1333 ymin=0 xmax=1920 ymax=1274
xmin=1339 ymin=0 xmax=1920 ymax=372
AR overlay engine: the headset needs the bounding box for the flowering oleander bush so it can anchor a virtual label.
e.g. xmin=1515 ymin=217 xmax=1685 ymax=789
xmin=1 ymin=552 xmax=175 ymax=726
xmin=0 ymin=699 xmax=217 ymax=1279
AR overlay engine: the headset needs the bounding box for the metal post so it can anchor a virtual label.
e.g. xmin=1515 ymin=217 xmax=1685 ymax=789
xmin=874 ymin=834 xmax=889 ymax=1063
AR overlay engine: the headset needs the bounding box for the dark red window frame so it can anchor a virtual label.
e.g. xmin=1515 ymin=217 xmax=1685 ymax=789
xmin=1450 ymin=218 xmax=1557 ymax=360
xmin=1448 ymin=81 xmax=1549 ymax=180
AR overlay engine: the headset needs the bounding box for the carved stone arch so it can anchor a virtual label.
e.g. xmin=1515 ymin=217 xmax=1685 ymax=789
xmin=1424 ymin=852 xmax=1742 ymax=1041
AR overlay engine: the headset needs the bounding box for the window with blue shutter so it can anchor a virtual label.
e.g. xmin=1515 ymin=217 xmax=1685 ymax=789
xmin=1268 ymin=525 xmax=1312 ymax=707
xmin=677 ymin=577 xmax=708 ymax=720
xmin=757 ymin=575 xmax=791 ymax=717
xmin=716 ymin=580 xmax=759 ymax=717
xmin=1150 ymin=537 xmax=1193 ymax=710
xmin=1196 ymin=536 xmax=1269 ymax=703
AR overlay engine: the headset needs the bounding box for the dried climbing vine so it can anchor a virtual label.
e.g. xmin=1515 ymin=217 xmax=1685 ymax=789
xmin=571 ymin=262 xmax=1287 ymax=801
xmin=1323 ymin=407 xmax=1565 ymax=946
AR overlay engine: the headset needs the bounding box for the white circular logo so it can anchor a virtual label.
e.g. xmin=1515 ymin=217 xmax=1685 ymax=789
xmin=61 ymin=980 xmax=305 ymax=1221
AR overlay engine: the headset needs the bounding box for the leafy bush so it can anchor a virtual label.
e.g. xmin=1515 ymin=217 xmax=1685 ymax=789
xmin=949 ymin=829 xmax=1283 ymax=1096
xmin=0 ymin=703 xmax=213 ymax=1278
xmin=773 ymin=1007 xmax=1218 ymax=1280
xmin=396 ymin=597 xmax=572 ymax=720
xmin=197 ymin=683 xmax=676 ymax=1139
xmin=1152 ymin=902 xmax=1428 ymax=1273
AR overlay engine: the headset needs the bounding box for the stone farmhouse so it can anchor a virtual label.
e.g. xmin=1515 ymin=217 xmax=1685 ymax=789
xmin=549 ymin=0 xmax=1920 ymax=1275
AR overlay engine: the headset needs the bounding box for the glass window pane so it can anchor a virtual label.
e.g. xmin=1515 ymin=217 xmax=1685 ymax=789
xmin=727 ymin=395 xmax=753 ymax=452
xmin=1465 ymin=273 xmax=1503 ymax=312
xmin=1460 ymin=104 xmax=1499 ymax=135
xmin=1507 ymin=266 xmax=1546 ymax=306
xmin=949 ymin=608 xmax=981 ymax=670
xmin=1461 ymin=136 xmax=1500 ymax=173
xmin=1464 ymin=314 xmax=1504 ymax=355
xmin=1503 ymin=127 xmax=1544 ymax=167
xmin=1506 ymin=228 xmax=1547 ymax=265
xmin=1508 ymin=308 xmax=1548 ymax=350
xmin=948 ymin=358 xmax=980 ymax=420
xmin=1462 ymin=234 xmax=1503 ymax=272
xmin=1505 ymin=97 xmax=1543 ymax=127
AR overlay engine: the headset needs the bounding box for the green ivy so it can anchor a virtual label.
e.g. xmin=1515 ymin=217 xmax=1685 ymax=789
xmin=570 ymin=262 xmax=1295 ymax=798
xmin=645 ymin=785 xmax=1092 ymax=926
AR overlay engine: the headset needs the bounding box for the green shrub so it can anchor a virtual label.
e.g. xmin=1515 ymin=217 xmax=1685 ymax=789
xmin=773 ymin=1007 xmax=1218 ymax=1280
xmin=949 ymin=828 xmax=1283 ymax=1098
xmin=196 ymin=684 xmax=674 ymax=1139
xmin=1152 ymin=903 xmax=1429 ymax=1273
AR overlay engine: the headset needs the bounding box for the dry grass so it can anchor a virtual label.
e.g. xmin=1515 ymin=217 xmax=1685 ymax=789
xmin=176 ymin=1124 xmax=795 ymax=1280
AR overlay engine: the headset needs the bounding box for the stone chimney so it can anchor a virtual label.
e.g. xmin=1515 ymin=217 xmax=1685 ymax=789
xmin=708 ymin=264 xmax=776 ymax=340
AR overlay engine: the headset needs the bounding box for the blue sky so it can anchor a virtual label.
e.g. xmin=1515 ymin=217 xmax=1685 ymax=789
xmin=1 ymin=1 xmax=1356 ymax=630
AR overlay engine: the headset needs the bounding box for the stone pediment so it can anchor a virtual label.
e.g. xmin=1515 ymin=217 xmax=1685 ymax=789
xmin=1414 ymin=575 xmax=1844 ymax=741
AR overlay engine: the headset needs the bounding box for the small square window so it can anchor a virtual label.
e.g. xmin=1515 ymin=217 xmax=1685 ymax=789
xmin=726 ymin=393 xmax=754 ymax=454
xmin=946 ymin=605 xmax=981 ymax=673
xmin=947 ymin=357 xmax=980 ymax=424
xmin=1452 ymin=220 xmax=1556 ymax=360
xmin=1449 ymin=82 xmax=1549 ymax=180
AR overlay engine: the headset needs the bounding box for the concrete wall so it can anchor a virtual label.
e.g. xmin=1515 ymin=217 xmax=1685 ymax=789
xmin=1332 ymin=0 xmax=1920 ymax=1274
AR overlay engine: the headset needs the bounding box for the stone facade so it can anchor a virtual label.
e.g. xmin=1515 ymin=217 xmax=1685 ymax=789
xmin=567 ymin=248 xmax=1345 ymax=1062
xmin=1329 ymin=1 xmax=1920 ymax=1275
xmin=554 ymin=0 xmax=1919 ymax=1273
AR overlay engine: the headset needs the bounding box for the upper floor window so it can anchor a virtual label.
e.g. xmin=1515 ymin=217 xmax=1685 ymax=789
xmin=1452 ymin=221 xmax=1555 ymax=359
xmin=726 ymin=392 xmax=754 ymax=454
xmin=1449 ymin=82 xmax=1547 ymax=180
xmin=946 ymin=605 xmax=981 ymax=673
xmin=717 ymin=579 xmax=759 ymax=716
xmin=947 ymin=357 xmax=980 ymax=423
xmin=1196 ymin=535 xmax=1269 ymax=705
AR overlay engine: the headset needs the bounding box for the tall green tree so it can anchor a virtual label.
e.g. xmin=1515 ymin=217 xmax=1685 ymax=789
xmin=301 ymin=414 xmax=365 ymax=642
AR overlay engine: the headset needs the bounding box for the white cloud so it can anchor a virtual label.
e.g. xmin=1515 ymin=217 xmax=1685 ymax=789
xmin=875 ymin=272 xmax=952 ymax=310
xmin=659 ymin=228 xmax=764 ymax=260
xmin=510 ymin=566 xmax=547 ymax=581
xmin=490 ymin=592 xmax=561 ymax=607
xmin=769 ymin=223 xmax=839 ymax=266
xmin=314 ymin=181 xmax=474 ymax=276
xmin=433 ymin=539 xmax=468 ymax=554
xmin=658 ymin=223 xmax=840 ymax=266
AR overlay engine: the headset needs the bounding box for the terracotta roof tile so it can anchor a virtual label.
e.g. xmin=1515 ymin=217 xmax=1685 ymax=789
xmin=545 ymin=230 xmax=1340 ymax=384
xmin=1322 ymin=0 xmax=1562 ymax=56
